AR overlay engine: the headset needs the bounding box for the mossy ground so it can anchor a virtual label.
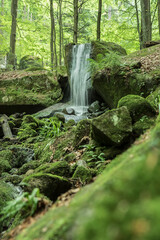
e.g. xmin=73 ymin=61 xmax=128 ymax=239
xmin=11 ymin=118 xmax=160 ymax=240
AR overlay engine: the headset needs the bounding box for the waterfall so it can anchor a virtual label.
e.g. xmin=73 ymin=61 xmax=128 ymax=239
xmin=70 ymin=43 xmax=91 ymax=115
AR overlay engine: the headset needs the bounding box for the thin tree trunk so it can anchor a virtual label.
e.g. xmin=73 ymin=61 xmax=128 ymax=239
xmin=1 ymin=0 xmax=4 ymax=15
xmin=59 ymin=0 xmax=62 ymax=65
xmin=50 ymin=0 xmax=54 ymax=70
xmin=73 ymin=0 xmax=78 ymax=43
xmin=50 ymin=0 xmax=57 ymax=71
xmin=158 ymin=0 xmax=160 ymax=35
xmin=135 ymin=0 xmax=142 ymax=48
xmin=140 ymin=0 xmax=151 ymax=48
xmin=9 ymin=0 xmax=18 ymax=66
xmin=97 ymin=0 xmax=102 ymax=41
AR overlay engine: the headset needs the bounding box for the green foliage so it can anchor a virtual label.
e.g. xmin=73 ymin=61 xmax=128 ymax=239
xmin=82 ymin=144 xmax=106 ymax=170
xmin=38 ymin=118 xmax=62 ymax=140
xmin=89 ymin=52 xmax=122 ymax=75
xmin=0 ymin=188 xmax=40 ymax=224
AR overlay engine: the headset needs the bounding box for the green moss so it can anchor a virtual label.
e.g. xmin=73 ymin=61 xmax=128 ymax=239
xmin=91 ymin=41 xmax=127 ymax=60
xmin=0 ymin=150 xmax=12 ymax=175
xmin=92 ymin=106 xmax=132 ymax=146
xmin=117 ymin=95 xmax=156 ymax=123
xmin=72 ymin=166 xmax=92 ymax=184
xmin=22 ymin=173 xmax=71 ymax=201
xmin=133 ymin=116 xmax=155 ymax=136
xmin=18 ymin=161 xmax=40 ymax=175
xmin=74 ymin=119 xmax=91 ymax=148
xmin=64 ymin=152 xmax=76 ymax=163
xmin=14 ymin=119 xmax=160 ymax=240
xmin=35 ymin=161 xmax=71 ymax=178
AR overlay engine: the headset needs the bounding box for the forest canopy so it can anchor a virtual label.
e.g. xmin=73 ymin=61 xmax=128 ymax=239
xmin=0 ymin=0 xmax=159 ymax=69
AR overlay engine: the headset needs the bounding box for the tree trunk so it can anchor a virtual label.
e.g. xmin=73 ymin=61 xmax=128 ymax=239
xmin=158 ymin=0 xmax=160 ymax=35
xmin=135 ymin=0 xmax=143 ymax=48
xmin=9 ymin=0 xmax=18 ymax=66
xmin=59 ymin=0 xmax=62 ymax=65
xmin=1 ymin=0 xmax=4 ymax=15
xmin=97 ymin=0 xmax=102 ymax=41
xmin=50 ymin=0 xmax=57 ymax=71
xmin=73 ymin=0 xmax=78 ymax=43
xmin=50 ymin=0 xmax=54 ymax=70
xmin=140 ymin=0 xmax=151 ymax=48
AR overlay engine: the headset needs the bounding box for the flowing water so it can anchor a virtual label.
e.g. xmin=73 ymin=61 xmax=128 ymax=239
xmin=70 ymin=43 xmax=91 ymax=115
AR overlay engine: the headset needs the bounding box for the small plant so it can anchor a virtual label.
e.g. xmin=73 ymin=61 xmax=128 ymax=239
xmin=0 ymin=188 xmax=40 ymax=224
xmin=38 ymin=118 xmax=62 ymax=140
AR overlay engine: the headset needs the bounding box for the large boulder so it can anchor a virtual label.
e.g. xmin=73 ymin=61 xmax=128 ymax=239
xmin=117 ymin=95 xmax=156 ymax=123
xmin=91 ymin=41 xmax=127 ymax=60
xmin=92 ymin=106 xmax=132 ymax=146
xmin=0 ymin=71 xmax=62 ymax=114
xmin=22 ymin=173 xmax=71 ymax=201
xmin=92 ymin=44 xmax=160 ymax=108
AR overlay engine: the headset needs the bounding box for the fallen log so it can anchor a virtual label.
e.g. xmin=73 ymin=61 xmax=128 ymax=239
xmin=0 ymin=114 xmax=13 ymax=139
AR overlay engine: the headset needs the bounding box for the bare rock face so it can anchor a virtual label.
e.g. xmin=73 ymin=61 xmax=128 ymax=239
xmin=92 ymin=106 xmax=132 ymax=146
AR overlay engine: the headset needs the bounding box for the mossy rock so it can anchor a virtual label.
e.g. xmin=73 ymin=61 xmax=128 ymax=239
xmin=92 ymin=106 xmax=132 ymax=146
xmin=13 ymin=118 xmax=160 ymax=240
xmin=18 ymin=160 xmax=40 ymax=175
xmin=0 ymin=70 xmax=63 ymax=107
xmin=2 ymin=174 xmax=23 ymax=185
xmin=64 ymin=152 xmax=76 ymax=163
xmin=146 ymin=85 xmax=160 ymax=110
xmin=35 ymin=161 xmax=71 ymax=178
xmin=0 ymin=150 xmax=12 ymax=176
xmin=74 ymin=119 xmax=91 ymax=148
xmin=117 ymin=95 xmax=156 ymax=123
xmin=19 ymin=55 xmax=42 ymax=70
xmin=133 ymin=117 xmax=155 ymax=136
xmin=72 ymin=166 xmax=92 ymax=184
xmin=0 ymin=180 xmax=16 ymax=209
xmin=91 ymin=41 xmax=127 ymax=60
xmin=22 ymin=173 xmax=71 ymax=201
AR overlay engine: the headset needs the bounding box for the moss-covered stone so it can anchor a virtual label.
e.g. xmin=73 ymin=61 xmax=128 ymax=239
xmin=22 ymin=173 xmax=72 ymax=201
xmin=92 ymin=44 xmax=160 ymax=108
xmin=19 ymin=55 xmax=42 ymax=70
xmin=133 ymin=117 xmax=155 ymax=136
xmin=0 ymin=180 xmax=16 ymax=209
xmin=64 ymin=152 xmax=76 ymax=163
xmin=117 ymin=95 xmax=156 ymax=123
xmin=18 ymin=160 xmax=40 ymax=175
xmin=74 ymin=119 xmax=91 ymax=148
xmin=0 ymin=150 xmax=12 ymax=175
xmin=13 ymin=116 xmax=160 ymax=240
xmin=34 ymin=161 xmax=71 ymax=178
xmin=146 ymin=85 xmax=160 ymax=110
xmin=72 ymin=166 xmax=92 ymax=184
xmin=92 ymin=106 xmax=132 ymax=146
xmin=0 ymin=70 xmax=62 ymax=107
xmin=2 ymin=174 xmax=23 ymax=185
xmin=91 ymin=41 xmax=127 ymax=60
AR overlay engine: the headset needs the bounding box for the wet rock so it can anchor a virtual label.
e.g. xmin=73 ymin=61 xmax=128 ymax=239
xmin=22 ymin=173 xmax=71 ymax=201
xmin=63 ymin=107 xmax=75 ymax=115
xmin=92 ymin=106 xmax=132 ymax=146
xmin=117 ymin=95 xmax=156 ymax=123
xmin=54 ymin=112 xmax=65 ymax=123
xmin=88 ymin=101 xmax=100 ymax=113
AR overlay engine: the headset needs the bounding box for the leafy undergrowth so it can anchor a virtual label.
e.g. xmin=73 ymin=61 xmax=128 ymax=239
xmin=3 ymin=118 xmax=160 ymax=240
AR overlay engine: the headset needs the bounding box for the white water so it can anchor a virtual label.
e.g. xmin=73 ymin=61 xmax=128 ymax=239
xmin=70 ymin=43 xmax=91 ymax=115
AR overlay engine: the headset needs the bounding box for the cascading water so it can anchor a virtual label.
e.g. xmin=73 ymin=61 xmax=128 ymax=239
xmin=70 ymin=43 xmax=91 ymax=115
